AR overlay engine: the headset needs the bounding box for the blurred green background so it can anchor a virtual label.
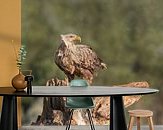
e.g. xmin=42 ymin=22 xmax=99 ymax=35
xmin=21 ymin=0 xmax=163 ymax=125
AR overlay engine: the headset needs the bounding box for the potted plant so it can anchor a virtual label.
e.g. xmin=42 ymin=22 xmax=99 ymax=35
xmin=11 ymin=42 xmax=27 ymax=91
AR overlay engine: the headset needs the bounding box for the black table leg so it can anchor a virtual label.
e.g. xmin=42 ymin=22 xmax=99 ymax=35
xmin=0 ymin=96 xmax=18 ymax=130
xmin=110 ymin=96 xmax=127 ymax=130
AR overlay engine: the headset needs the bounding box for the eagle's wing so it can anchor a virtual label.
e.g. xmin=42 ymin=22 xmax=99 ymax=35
xmin=71 ymin=44 xmax=106 ymax=72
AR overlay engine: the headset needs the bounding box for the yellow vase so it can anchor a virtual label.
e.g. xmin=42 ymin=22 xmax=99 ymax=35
xmin=11 ymin=71 xmax=27 ymax=91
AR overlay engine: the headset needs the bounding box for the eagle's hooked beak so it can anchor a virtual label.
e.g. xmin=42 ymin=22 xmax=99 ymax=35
xmin=75 ymin=35 xmax=81 ymax=43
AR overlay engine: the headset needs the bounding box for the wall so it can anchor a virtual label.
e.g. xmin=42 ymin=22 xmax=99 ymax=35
xmin=0 ymin=0 xmax=21 ymax=85
xmin=0 ymin=0 xmax=21 ymax=126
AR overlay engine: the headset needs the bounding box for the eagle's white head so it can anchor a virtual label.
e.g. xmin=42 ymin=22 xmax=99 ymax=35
xmin=60 ymin=33 xmax=81 ymax=47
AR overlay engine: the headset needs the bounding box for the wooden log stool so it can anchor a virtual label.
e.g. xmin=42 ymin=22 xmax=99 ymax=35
xmin=128 ymin=109 xmax=154 ymax=130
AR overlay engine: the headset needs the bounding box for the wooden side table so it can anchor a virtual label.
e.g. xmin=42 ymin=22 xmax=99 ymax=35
xmin=128 ymin=109 xmax=154 ymax=130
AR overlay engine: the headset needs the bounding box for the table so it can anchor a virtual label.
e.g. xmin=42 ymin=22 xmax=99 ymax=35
xmin=0 ymin=86 xmax=159 ymax=130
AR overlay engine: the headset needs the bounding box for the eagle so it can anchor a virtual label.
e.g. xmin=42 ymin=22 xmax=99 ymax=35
xmin=55 ymin=33 xmax=107 ymax=84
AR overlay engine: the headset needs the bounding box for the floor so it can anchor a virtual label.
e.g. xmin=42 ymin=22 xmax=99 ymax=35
xmin=20 ymin=125 xmax=163 ymax=130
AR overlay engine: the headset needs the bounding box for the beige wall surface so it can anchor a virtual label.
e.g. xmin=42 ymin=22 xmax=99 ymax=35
xmin=0 ymin=0 xmax=21 ymax=86
xmin=0 ymin=0 xmax=21 ymax=126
